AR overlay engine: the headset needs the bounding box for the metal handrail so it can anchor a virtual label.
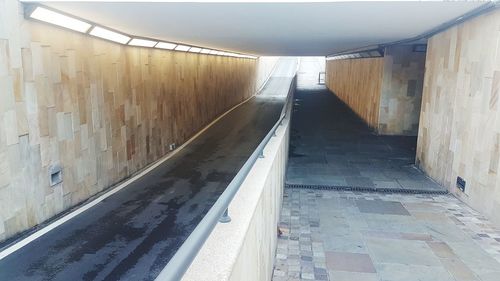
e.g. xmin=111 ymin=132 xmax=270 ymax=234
xmin=155 ymin=75 xmax=297 ymax=281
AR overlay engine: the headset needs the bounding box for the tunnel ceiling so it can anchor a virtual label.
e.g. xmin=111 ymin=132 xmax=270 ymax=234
xmin=30 ymin=1 xmax=487 ymax=56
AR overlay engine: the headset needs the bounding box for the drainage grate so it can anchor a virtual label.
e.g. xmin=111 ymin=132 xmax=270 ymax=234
xmin=285 ymin=183 xmax=449 ymax=195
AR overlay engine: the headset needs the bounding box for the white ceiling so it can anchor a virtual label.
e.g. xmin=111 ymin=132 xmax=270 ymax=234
xmin=34 ymin=1 xmax=489 ymax=56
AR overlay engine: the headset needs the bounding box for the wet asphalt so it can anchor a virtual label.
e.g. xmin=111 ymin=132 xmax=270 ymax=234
xmin=0 ymin=74 xmax=293 ymax=281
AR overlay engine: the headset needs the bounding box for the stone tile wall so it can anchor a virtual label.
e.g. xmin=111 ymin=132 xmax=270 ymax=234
xmin=325 ymin=58 xmax=384 ymax=129
xmin=417 ymin=8 xmax=500 ymax=226
xmin=379 ymin=45 xmax=426 ymax=135
xmin=0 ymin=0 xmax=257 ymax=242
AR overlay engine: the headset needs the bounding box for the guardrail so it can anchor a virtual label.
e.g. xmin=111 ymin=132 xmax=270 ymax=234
xmin=155 ymin=75 xmax=297 ymax=281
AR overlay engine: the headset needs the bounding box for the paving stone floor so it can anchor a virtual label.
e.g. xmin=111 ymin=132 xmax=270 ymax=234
xmin=287 ymin=88 xmax=443 ymax=192
xmin=273 ymin=188 xmax=500 ymax=281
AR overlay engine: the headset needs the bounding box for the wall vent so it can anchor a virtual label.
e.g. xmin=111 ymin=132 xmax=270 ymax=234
xmin=456 ymin=176 xmax=466 ymax=192
xmin=49 ymin=164 xmax=63 ymax=186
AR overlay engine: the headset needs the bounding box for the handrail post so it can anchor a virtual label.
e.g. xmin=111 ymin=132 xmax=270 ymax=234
xmin=259 ymin=150 xmax=265 ymax=158
xmin=219 ymin=208 xmax=231 ymax=223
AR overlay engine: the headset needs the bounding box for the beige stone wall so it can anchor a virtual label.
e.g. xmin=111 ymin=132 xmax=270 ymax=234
xmin=379 ymin=45 xmax=426 ymax=135
xmin=326 ymin=46 xmax=425 ymax=136
xmin=0 ymin=0 xmax=257 ymax=242
xmin=416 ymin=8 xmax=500 ymax=226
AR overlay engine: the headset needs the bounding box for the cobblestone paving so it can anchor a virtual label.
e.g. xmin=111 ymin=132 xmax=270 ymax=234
xmin=273 ymin=188 xmax=500 ymax=281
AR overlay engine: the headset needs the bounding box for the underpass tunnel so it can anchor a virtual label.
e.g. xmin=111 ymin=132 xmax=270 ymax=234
xmin=288 ymin=46 xmax=434 ymax=193
xmin=1 ymin=1 xmax=500 ymax=281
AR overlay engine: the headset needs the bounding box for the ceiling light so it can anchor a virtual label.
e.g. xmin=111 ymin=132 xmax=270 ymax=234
xmin=155 ymin=42 xmax=177 ymax=50
xmin=175 ymin=45 xmax=191 ymax=52
xmin=29 ymin=6 xmax=91 ymax=33
xmin=208 ymin=50 xmax=218 ymax=55
xmin=200 ymin=49 xmax=211 ymax=54
xmin=413 ymin=45 xmax=427 ymax=53
xmin=89 ymin=26 xmax=130 ymax=44
xmin=189 ymin=47 xmax=202 ymax=53
xmin=129 ymin=38 xmax=157 ymax=47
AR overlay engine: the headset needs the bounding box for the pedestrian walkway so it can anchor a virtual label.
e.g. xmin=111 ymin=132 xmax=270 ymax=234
xmin=287 ymin=88 xmax=444 ymax=193
xmin=273 ymin=188 xmax=500 ymax=281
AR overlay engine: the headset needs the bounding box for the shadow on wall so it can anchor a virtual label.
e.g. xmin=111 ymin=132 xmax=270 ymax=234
xmin=325 ymin=44 xmax=426 ymax=136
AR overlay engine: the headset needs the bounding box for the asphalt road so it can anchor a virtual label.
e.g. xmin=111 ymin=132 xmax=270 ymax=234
xmin=0 ymin=59 xmax=296 ymax=281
